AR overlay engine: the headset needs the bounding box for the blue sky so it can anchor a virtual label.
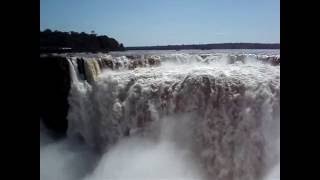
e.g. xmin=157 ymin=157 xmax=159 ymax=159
xmin=40 ymin=0 xmax=280 ymax=46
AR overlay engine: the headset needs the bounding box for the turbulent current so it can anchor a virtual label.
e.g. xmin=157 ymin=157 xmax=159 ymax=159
xmin=40 ymin=50 xmax=280 ymax=180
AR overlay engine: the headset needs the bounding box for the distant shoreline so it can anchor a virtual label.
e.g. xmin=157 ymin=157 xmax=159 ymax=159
xmin=126 ymin=43 xmax=280 ymax=50
xmin=40 ymin=43 xmax=279 ymax=54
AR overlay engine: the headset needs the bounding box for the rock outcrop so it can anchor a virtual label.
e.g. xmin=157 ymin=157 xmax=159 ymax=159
xmin=39 ymin=55 xmax=71 ymax=134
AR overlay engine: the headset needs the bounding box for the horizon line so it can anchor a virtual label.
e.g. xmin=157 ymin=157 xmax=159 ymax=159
xmin=126 ymin=42 xmax=280 ymax=48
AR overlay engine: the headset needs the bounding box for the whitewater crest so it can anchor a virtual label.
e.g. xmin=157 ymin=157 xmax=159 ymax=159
xmin=66 ymin=52 xmax=280 ymax=180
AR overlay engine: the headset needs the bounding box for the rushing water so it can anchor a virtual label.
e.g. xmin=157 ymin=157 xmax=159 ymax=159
xmin=40 ymin=50 xmax=280 ymax=180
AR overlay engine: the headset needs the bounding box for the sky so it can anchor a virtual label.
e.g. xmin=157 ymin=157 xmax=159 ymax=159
xmin=40 ymin=0 xmax=280 ymax=47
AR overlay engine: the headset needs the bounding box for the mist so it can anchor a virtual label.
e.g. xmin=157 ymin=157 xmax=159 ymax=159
xmin=40 ymin=97 xmax=279 ymax=180
xmin=40 ymin=122 xmax=99 ymax=180
xmin=40 ymin=114 xmax=205 ymax=180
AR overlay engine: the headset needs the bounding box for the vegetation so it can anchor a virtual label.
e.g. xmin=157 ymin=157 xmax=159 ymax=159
xmin=40 ymin=29 xmax=125 ymax=53
xmin=40 ymin=29 xmax=279 ymax=53
xmin=126 ymin=43 xmax=280 ymax=50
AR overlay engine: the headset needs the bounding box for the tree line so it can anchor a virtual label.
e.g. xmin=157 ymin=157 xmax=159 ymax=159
xmin=40 ymin=29 xmax=125 ymax=53
xmin=126 ymin=43 xmax=280 ymax=50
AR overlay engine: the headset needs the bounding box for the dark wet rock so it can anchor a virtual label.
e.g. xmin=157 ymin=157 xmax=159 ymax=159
xmin=270 ymin=57 xmax=280 ymax=65
xmin=39 ymin=55 xmax=70 ymax=134
xmin=102 ymin=58 xmax=114 ymax=69
xmin=147 ymin=57 xmax=161 ymax=66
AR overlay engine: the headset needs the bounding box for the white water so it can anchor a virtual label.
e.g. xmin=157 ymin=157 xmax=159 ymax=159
xmin=40 ymin=114 xmax=206 ymax=180
xmin=41 ymin=50 xmax=280 ymax=180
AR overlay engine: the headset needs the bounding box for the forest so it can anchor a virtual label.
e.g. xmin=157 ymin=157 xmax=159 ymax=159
xmin=126 ymin=43 xmax=280 ymax=50
xmin=40 ymin=29 xmax=125 ymax=53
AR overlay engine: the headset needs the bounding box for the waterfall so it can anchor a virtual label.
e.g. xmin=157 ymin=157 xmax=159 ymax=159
xmin=64 ymin=52 xmax=280 ymax=180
